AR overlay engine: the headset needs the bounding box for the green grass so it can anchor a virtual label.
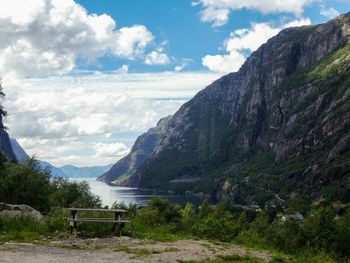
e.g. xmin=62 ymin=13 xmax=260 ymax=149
xmin=177 ymin=254 xmax=263 ymax=263
xmin=0 ymin=216 xmax=48 ymax=242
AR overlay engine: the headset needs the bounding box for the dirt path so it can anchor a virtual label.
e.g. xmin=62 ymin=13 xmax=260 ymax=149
xmin=0 ymin=237 xmax=272 ymax=263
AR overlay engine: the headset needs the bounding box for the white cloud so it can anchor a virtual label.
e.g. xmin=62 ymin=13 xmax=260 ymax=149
xmin=93 ymin=142 xmax=130 ymax=159
xmin=115 ymin=64 xmax=129 ymax=74
xmin=320 ymin=7 xmax=339 ymax=19
xmin=114 ymin=25 xmax=154 ymax=59
xmin=193 ymin=0 xmax=313 ymax=27
xmin=0 ymin=0 xmax=161 ymax=77
xmin=174 ymin=58 xmax=192 ymax=72
xmin=202 ymin=51 xmax=245 ymax=73
xmin=202 ymin=18 xmax=311 ymax=73
xmin=145 ymin=51 xmax=171 ymax=65
xmin=3 ymin=71 xmax=220 ymax=166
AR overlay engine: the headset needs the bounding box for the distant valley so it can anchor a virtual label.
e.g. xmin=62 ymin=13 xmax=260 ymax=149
xmin=10 ymin=138 xmax=112 ymax=178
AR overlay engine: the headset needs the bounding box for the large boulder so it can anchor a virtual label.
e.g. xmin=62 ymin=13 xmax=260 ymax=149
xmin=0 ymin=202 xmax=45 ymax=222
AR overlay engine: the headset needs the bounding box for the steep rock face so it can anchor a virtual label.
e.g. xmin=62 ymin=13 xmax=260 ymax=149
xmin=10 ymin=139 xmax=69 ymax=177
xmin=98 ymin=116 xmax=172 ymax=185
xmin=10 ymin=138 xmax=30 ymax=163
xmin=0 ymin=117 xmax=16 ymax=161
xmin=132 ymin=14 xmax=350 ymax=204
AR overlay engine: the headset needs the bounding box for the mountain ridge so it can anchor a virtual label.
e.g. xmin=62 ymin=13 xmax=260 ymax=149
xmin=97 ymin=115 xmax=172 ymax=185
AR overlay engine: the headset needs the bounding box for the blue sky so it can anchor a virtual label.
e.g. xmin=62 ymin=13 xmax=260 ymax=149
xmin=0 ymin=0 xmax=349 ymax=166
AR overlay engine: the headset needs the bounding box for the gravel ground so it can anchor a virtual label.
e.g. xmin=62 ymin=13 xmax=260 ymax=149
xmin=0 ymin=237 xmax=272 ymax=263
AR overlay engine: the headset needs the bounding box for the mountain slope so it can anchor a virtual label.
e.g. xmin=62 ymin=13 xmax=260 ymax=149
xmin=0 ymin=117 xmax=16 ymax=161
xmin=10 ymin=138 xmax=68 ymax=177
xmin=60 ymin=164 xmax=112 ymax=178
xmin=10 ymin=138 xmax=30 ymax=163
xmin=126 ymin=13 xmax=350 ymax=205
xmin=97 ymin=116 xmax=172 ymax=185
xmin=37 ymin=160 xmax=68 ymax=178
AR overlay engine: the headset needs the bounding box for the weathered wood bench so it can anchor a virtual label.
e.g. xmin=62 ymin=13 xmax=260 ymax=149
xmin=68 ymin=208 xmax=130 ymax=235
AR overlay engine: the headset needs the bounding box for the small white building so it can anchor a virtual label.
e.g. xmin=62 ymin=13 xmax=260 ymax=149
xmin=281 ymin=212 xmax=304 ymax=222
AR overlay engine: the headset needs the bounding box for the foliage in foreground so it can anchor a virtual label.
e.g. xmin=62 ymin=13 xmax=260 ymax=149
xmin=0 ymin=155 xmax=101 ymax=212
xmin=124 ymin=197 xmax=350 ymax=262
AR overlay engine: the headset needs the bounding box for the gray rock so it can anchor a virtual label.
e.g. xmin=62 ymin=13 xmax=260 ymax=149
xmin=0 ymin=202 xmax=45 ymax=222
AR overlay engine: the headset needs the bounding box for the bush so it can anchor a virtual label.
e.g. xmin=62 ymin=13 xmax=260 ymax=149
xmin=148 ymin=196 xmax=182 ymax=224
xmin=192 ymin=204 xmax=238 ymax=242
xmin=332 ymin=213 xmax=350 ymax=257
xmin=303 ymin=207 xmax=336 ymax=251
xmin=50 ymin=178 xmax=101 ymax=209
xmin=0 ymin=159 xmax=51 ymax=211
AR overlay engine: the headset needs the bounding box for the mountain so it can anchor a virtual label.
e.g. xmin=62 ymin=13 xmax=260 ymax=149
xmin=10 ymin=138 xmax=68 ymax=177
xmin=117 ymin=13 xmax=350 ymax=205
xmin=60 ymin=164 xmax=113 ymax=178
xmin=0 ymin=117 xmax=16 ymax=161
xmin=97 ymin=116 xmax=172 ymax=185
xmin=10 ymin=138 xmax=30 ymax=163
xmin=38 ymin=160 xmax=68 ymax=178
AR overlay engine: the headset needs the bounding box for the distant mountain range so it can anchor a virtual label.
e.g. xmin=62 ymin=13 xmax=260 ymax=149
xmin=59 ymin=164 xmax=113 ymax=178
xmin=10 ymin=138 xmax=111 ymax=178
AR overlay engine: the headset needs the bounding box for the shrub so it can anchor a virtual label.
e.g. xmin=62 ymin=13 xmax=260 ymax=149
xmin=192 ymin=204 xmax=238 ymax=242
xmin=302 ymin=207 xmax=336 ymax=251
xmin=0 ymin=159 xmax=51 ymax=211
xmin=50 ymin=178 xmax=101 ymax=209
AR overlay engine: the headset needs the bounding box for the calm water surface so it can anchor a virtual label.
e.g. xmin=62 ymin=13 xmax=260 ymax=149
xmin=69 ymin=178 xmax=206 ymax=208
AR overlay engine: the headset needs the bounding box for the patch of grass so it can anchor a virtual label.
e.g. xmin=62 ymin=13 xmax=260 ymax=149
xmin=0 ymin=216 xmax=48 ymax=242
xmin=177 ymin=254 xmax=263 ymax=263
xmin=113 ymin=244 xmax=178 ymax=259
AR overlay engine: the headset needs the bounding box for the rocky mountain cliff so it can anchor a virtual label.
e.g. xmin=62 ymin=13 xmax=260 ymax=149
xmin=0 ymin=117 xmax=16 ymax=161
xmin=97 ymin=116 xmax=172 ymax=185
xmin=10 ymin=138 xmax=68 ymax=177
xmin=122 ymin=13 xmax=350 ymax=205
xmin=10 ymin=138 xmax=30 ymax=163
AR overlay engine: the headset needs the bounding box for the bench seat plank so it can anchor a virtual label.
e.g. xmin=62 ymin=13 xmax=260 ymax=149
xmin=69 ymin=218 xmax=130 ymax=223
xmin=68 ymin=208 xmax=127 ymax=213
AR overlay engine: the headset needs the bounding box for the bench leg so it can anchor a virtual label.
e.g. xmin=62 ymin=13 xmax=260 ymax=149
xmin=112 ymin=223 xmax=122 ymax=236
xmin=73 ymin=222 xmax=77 ymax=236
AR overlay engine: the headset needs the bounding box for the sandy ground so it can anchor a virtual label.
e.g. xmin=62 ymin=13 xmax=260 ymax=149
xmin=0 ymin=237 xmax=272 ymax=263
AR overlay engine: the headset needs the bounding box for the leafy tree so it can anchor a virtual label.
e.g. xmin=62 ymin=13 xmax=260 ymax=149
xmin=49 ymin=177 xmax=101 ymax=209
xmin=0 ymin=158 xmax=51 ymax=211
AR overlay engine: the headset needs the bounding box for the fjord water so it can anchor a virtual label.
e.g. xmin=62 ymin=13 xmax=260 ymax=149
xmin=69 ymin=178 xmax=206 ymax=207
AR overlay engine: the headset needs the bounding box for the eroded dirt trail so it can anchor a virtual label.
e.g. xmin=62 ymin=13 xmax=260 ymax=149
xmin=0 ymin=237 xmax=272 ymax=263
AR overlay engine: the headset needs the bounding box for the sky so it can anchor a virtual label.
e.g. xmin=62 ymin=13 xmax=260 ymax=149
xmin=0 ymin=0 xmax=349 ymax=167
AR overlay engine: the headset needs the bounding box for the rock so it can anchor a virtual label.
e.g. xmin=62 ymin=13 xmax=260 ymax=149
xmin=0 ymin=202 xmax=45 ymax=222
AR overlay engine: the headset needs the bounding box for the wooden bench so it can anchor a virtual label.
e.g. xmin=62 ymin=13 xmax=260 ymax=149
xmin=68 ymin=208 xmax=130 ymax=235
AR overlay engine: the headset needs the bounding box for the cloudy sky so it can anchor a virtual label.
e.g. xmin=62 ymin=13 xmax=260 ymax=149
xmin=1 ymin=0 xmax=349 ymax=167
